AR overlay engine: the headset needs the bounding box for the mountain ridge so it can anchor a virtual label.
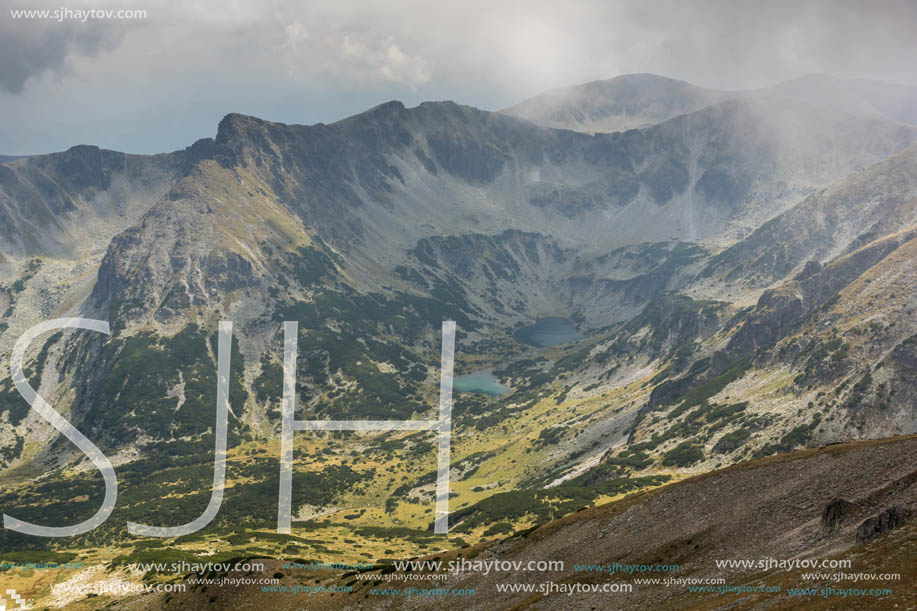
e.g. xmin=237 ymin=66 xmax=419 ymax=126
xmin=0 ymin=75 xmax=916 ymax=607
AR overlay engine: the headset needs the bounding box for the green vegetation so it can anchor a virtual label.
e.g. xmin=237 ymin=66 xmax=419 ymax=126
xmin=661 ymin=442 xmax=704 ymax=467
xmin=288 ymin=245 xmax=336 ymax=286
xmin=713 ymin=428 xmax=751 ymax=454
xmin=0 ymin=330 xmax=63 ymax=435
xmin=604 ymin=448 xmax=653 ymax=470
xmin=450 ymin=475 xmax=670 ymax=533
xmin=536 ymin=427 xmax=564 ymax=447
xmin=269 ymin=280 xmax=481 ymax=420
xmin=754 ymin=415 xmax=822 ymax=457
xmin=0 ymin=451 xmax=373 ymax=554
xmin=84 ymin=324 xmax=246 ymax=445
xmin=482 ymin=522 xmax=514 ymax=537
xmin=254 ymin=355 xmax=283 ymax=410
xmin=674 ymin=357 xmax=752 ymax=411
xmin=853 ymin=372 xmax=873 ymax=393
xmin=642 ymin=401 xmax=749 ymax=454
xmin=0 ymin=379 xmax=30 ymax=427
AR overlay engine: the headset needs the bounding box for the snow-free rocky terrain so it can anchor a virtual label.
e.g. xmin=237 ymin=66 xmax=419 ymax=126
xmin=1 ymin=73 xmax=916 ymax=609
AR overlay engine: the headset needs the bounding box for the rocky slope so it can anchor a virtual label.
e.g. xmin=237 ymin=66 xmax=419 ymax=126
xmin=0 ymin=141 xmax=207 ymax=355
xmin=422 ymin=436 xmax=916 ymax=610
xmin=698 ymin=144 xmax=917 ymax=293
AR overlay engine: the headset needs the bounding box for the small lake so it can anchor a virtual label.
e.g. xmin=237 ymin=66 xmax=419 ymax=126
xmin=453 ymin=369 xmax=509 ymax=396
xmin=513 ymin=317 xmax=582 ymax=347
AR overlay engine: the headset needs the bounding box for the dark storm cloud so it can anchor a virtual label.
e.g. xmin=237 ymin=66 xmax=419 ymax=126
xmin=0 ymin=15 xmax=125 ymax=94
xmin=1 ymin=0 xmax=916 ymax=154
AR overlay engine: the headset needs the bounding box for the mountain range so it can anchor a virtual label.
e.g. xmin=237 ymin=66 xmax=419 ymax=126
xmin=1 ymin=73 xmax=915 ymax=608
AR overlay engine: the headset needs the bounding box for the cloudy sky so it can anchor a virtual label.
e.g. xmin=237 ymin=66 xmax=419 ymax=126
xmin=2 ymin=0 xmax=916 ymax=154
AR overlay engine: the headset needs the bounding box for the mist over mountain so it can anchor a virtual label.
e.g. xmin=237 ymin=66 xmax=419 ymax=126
xmin=1 ymin=73 xmax=916 ymax=608
xmin=502 ymin=73 xmax=734 ymax=133
xmin=503 ymin=73 xmax=917 ymax=134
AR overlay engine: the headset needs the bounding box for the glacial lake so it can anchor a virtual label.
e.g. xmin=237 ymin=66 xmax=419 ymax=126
xmin=513 ymin=317 xmax=583 ymax=347
xmin=453 ymin=369 xmax=509 ymax=396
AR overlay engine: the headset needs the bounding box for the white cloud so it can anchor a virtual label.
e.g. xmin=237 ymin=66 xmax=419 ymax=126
xmin=2 ymin=0 xmax=916 ymax=153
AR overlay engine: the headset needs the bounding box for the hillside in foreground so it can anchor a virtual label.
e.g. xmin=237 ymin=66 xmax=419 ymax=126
xmin=26 ymin=434 xmax=910 ymax=610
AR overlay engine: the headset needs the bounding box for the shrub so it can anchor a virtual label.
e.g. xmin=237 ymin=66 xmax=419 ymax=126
xmin=712 ymin=428 xmax=751 ymax=454
xmin=662 ymin=442 xmax=704 ymax=467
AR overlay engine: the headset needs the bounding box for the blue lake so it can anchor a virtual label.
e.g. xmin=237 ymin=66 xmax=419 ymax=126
xmin=453 ymin=369 xmax=509 ymax=396
xmin=513 ymin=317 xmax=583 ymax=347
